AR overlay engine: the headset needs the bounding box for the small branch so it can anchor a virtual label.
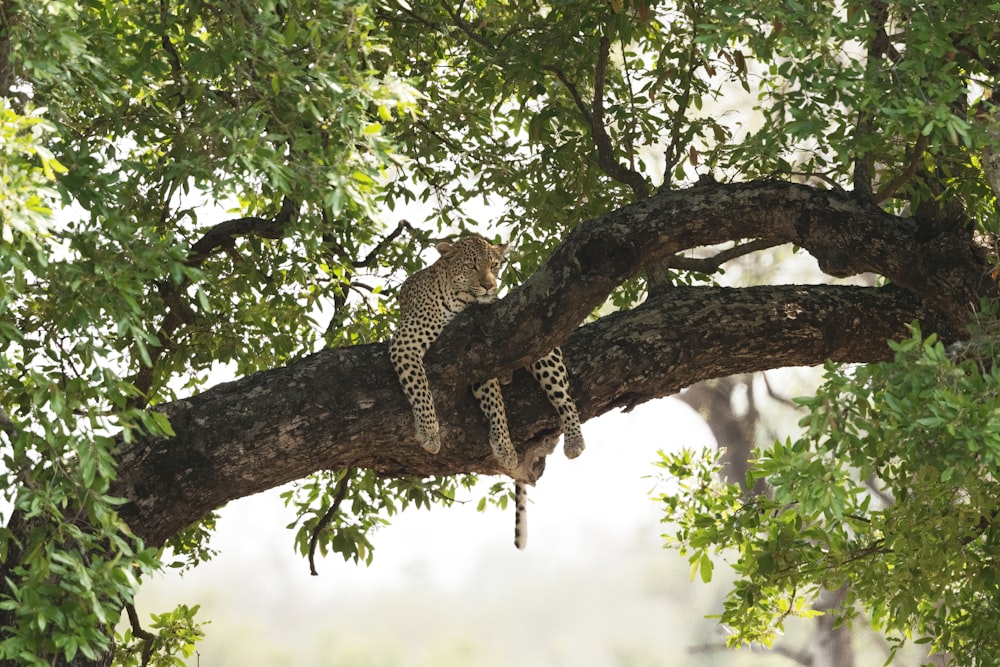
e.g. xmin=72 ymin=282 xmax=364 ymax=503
xmin=354 ymin=219 xmax=415 ymax=268
xmin=130 ymin=197 xmax=299 ymax=401
xmin=874 ymin=133 xmax=930 ymax=204
xmin=761 ymin=371 xmax=800 ymax=409
xmin=186 ymin=197 xmax=298 ymax=267
xmin=125 ymin=602 xmax=156 ymax=667
xmin=320 ymin=218 xmax=416 ymax=335
xmin=308 ymin=468 xmax=353 ymax=576
xmin=959 ymin=510 xmax=996 ymax=546
xmin=592 ymin=36 xmax=650 ymax=200
xmin=185 ymin=217 xmax=283 ymax=266
xmin=790 ymin=170 xmax=847 ymax=190
xmin=618 ymin=29 xmax=639 ymax=176
xmin=661 ymin=238 xmax=786 ymax=273
xmin=440 ymin=1 xmax=497 ymax=51
xmin=854 ymin=0 xmax=897 ymax=200
xmin=662 ymin=13 xmax=704 ymax=191
xmin=867 ymin=0 xmax=903 ymax=65
xmin=544 ymin=39 xmax=650 ymax=201
xmin=159 ymin=0 xmax=187 ymax=98
xmin=865 ymin=474 xmax=896 ymax=506
xmin=380 ymin=1 xmax=440 ymax=33
xmin=541 ymin=64 xmax=592 ymax=123
xmin=840 ymin=537 xmax=887 ymax=566
xmin=0 ymin=406 xmax=15 ymax=436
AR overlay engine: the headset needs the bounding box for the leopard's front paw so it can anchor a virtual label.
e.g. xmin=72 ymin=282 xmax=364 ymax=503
xmin=416 ymin=421 xmax=442 ymax=455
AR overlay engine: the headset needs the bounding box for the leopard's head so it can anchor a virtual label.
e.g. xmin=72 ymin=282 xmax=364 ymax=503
xmin=437 ymin=236 xmax=509 ymax=299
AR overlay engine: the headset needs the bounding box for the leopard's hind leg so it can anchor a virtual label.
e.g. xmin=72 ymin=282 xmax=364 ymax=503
xmin=530 ymin=348 xmax=585 ymax=459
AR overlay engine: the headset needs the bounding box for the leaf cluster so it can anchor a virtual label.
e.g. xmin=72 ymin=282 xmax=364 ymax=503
xmin=113 ymin=604 xmax=206 ymax=667
xmin=281 ymin=469 xmax=480 ymax=569
xmin=659 ymin=311 xmax=1000 ymax=665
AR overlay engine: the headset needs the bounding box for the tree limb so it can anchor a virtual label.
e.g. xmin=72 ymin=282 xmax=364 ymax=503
xmin=110 ymin=180 xmax=989 ymax=547
xmin=125 ymin=602 xmax=156 ymax=667
xmin=874 ymin=134 xmax=930 ymax=204
xmin=308 ymin=469 xmax=353 ymax=576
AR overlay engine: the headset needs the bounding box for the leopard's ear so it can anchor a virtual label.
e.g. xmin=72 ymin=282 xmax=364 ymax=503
xmin=436 ymin=241 xmax=456 ymax=259
xmin=495 ymin=240 xmax=510 ymax=259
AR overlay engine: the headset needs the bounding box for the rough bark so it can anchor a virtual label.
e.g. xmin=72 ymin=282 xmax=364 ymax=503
xmin=110 ymin=180 xmax=988 ymax=547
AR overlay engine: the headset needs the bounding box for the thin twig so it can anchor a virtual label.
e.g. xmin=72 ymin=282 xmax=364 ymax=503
xmin=354 ymin=219 xmax=415 ymax=268
xmin=159 ymin=0 xmax=187 ymax=101
xmin=662 ymin=10 xmax=704 ymax=191
xmin=440 ymin=1 xmax=497 ymax=51
xmin=874 ymin=134 xmax=930 ymax=204
xmin=762 ymin=371 xmax=799 ymax=409
xmin=309 ymin=468 xmax=354 ymax=576
xmin=541 ymin=64 xmax=592 ymax=123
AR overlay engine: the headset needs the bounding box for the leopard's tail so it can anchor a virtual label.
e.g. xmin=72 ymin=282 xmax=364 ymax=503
xmin=514 ymin=482 xmax=528 ymax=550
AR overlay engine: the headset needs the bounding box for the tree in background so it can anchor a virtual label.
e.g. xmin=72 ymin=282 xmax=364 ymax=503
xmin=0 ymin=0 xmax=998 ymax=664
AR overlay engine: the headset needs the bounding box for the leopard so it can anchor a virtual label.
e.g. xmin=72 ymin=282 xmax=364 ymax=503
xmin=389 ymin=235 xmax=586 ymax=549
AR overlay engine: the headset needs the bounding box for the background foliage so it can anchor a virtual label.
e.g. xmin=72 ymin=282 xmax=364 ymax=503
xmin=0 ymin=0 xmax=998 ymax=663
xmin=660 ymin=314 xmax=1000 ymax=665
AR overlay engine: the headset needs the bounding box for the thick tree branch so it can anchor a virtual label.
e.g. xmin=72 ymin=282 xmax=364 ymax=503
xmin=430 ymin=180 xmax=986 ymax=383
xmin=111 ymin=180 xmax=988 ymax=547
xmin=114 ymin=282 xmax=940 ymax=547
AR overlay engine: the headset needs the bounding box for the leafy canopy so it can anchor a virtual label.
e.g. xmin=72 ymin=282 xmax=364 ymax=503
xmin=0 ymin=0 xmax=998 ymax=663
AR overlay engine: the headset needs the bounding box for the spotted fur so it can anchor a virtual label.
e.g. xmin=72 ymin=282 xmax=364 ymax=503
xmin=389 ymin=235 xmax=586 ymax=549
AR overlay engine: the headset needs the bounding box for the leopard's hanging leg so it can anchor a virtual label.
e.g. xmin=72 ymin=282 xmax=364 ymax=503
xmin=471 ymin=378 xmax=518 ymax=471
xmin=530 ymin=348 xmax=586 ymax=458
xmin=389 ymin=320 xmax=445 ymax=454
